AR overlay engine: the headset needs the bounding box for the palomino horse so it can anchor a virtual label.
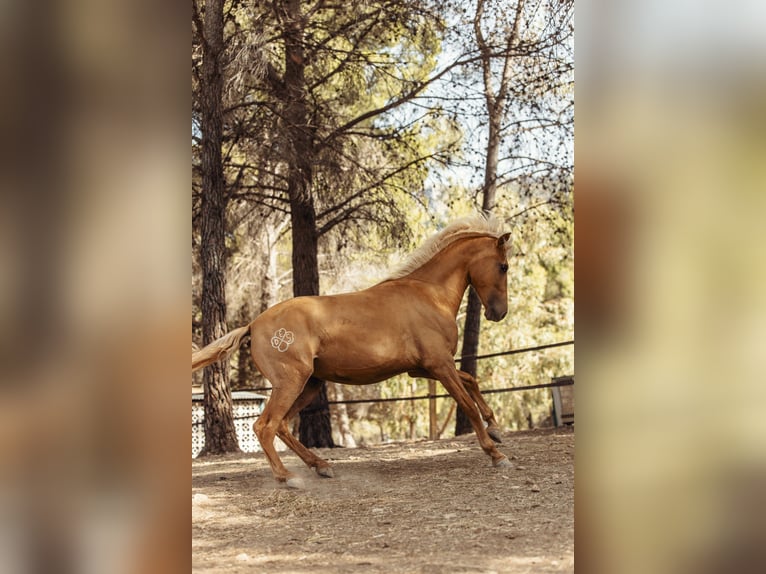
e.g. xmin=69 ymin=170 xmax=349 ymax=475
xmin=192 ymin=214 xmax=512 ymax=488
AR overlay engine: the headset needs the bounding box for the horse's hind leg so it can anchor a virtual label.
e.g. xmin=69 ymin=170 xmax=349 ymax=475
xmin=253 ymin=371 xmax=313 ymax=488
xmin=458 ymin=370 xmax=503 ymax=443
xmin=276 ymin=377 xmax=336 ymax=478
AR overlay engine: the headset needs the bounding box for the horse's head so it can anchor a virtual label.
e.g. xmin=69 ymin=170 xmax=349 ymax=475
xmin=468 ymin=233 xmax=511 ymax=322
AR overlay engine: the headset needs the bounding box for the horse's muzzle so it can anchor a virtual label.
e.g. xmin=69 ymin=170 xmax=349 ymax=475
xmin=484 ymin=307 xmax=507 ymax=322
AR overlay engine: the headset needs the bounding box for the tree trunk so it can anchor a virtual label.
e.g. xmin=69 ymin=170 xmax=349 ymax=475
xmin=260 ymin=221 xmax=283 ymax=313
xmin=298 ymin=377 xmax=335 ymax=447
xmin=234 ymin=303 xmax=253 ymax=390
xmin=280 ymin=0 xmax=334 ymax=448
xmin=456 ymin=0 xmax=523 ymax=435
xmin=456 ymin=288 xmax=484 ymax=434
xmin=199 ymin=0 xmax=239 ymax=454
xmin=456 ymin=115 xmax=501 ymax=435
xmin=455 ymin=116 xmax=501 ymax=435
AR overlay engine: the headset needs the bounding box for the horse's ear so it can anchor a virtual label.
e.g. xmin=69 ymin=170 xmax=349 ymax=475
xmin=497 ymin=232 xmax=511 ymax=247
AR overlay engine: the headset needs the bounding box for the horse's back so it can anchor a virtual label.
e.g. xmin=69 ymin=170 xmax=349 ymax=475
xmin=254 ymin=282 xmax=430 ymax=332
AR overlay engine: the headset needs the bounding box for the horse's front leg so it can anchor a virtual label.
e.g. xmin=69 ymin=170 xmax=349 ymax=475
xmin=457 ymin=370 xmax=503 ymax=443
xmin=425 ymin=361 xmax=511 ymax=468
xmin=408 ymin=368 xmax=503 ymax=443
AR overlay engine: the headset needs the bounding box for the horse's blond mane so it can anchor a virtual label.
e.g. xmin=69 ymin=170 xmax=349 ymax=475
xmin=386 ymin=213 xmax=507 ymax=280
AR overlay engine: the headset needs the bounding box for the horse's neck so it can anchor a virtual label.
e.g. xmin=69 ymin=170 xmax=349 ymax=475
xmin=405 ymin=241 xmax=473 ymax=315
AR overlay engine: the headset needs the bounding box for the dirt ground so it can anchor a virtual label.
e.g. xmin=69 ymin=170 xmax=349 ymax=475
xmin=192 ymin=427 xmax=574 ymax=573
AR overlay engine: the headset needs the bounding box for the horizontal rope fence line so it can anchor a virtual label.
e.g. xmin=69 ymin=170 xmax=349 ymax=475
xmin=456 ymin=340 xmax=574 ymax=362
xmin=192 ymin=377 xmax=574 ymax=426
xmin=327 ymin=377 xmax=574 ymax=406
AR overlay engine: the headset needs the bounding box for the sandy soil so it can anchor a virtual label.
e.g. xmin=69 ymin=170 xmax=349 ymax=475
xmin=192 ymin=427 xmax=574 ymax=573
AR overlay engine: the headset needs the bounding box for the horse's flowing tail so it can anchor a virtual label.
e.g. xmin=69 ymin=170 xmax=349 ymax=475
xmin=192 ymin=324 xmax=251 ymax=372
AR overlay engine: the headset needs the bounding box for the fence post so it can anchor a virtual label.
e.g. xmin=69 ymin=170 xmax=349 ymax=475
xmin=428 ymin=379 xmax=436 ymax=440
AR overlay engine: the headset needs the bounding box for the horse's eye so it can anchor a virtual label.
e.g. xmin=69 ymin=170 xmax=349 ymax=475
xmin=500 ymin=263 xmax=509 ymax=273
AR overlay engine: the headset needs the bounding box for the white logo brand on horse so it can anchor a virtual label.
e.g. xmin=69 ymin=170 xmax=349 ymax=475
xmin=271 ymin=328 xmax=295 ymax=352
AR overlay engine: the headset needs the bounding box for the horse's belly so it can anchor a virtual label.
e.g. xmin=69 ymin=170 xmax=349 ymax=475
xmin=311 ymin=320 xmax=421 ymax=384
xmin=313 ymin=357 xmax=412 ymax=386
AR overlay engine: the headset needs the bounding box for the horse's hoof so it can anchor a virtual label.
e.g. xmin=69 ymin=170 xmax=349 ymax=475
xmin=286 ymin=477 xmax=305 ymax=489
xmin=316 ymin=466 xmax=335 ymax=478
xmin=493 ymin=457 xmax=513 ymax=469
xmin=488 ymin=427 xmax=503 ymax=443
